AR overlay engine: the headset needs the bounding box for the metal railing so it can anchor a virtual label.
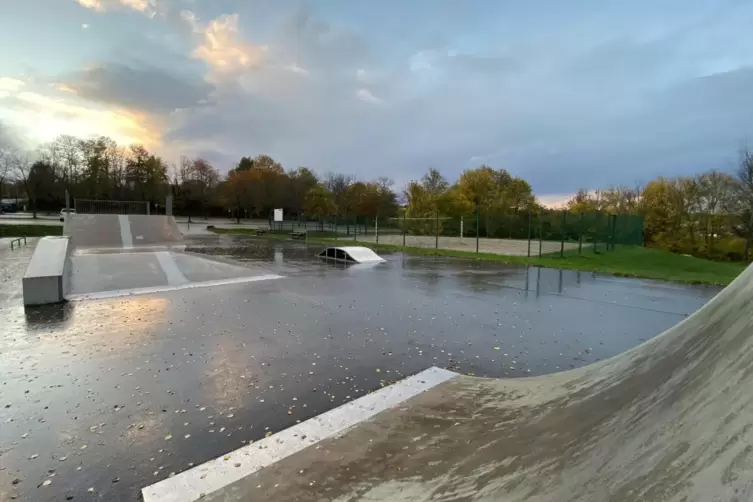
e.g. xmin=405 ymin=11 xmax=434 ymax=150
xmin=10 ymin=236 xmax=26 ymax=250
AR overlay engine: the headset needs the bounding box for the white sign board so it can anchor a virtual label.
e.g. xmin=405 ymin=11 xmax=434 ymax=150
xmin=273 ymin=209 xmax=283 ymax=222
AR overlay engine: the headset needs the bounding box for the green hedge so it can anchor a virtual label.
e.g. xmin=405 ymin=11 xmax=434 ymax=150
xmin=0 ymin=224 xmax=63 ymax=238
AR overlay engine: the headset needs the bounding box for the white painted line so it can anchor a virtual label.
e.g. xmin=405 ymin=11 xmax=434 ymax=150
xmin=66 ymin=274 xmax=283 ymax=301
xmin=155 ymin=251 xmax=189 ymax=286
xmin=141 ymin=366 xmax=458 ymax=502
xmin=118 ymin=215 xmax=133 ymax=249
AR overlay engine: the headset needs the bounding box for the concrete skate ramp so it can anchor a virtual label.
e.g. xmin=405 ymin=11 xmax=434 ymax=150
xmin=65 ymin=214 xmax=182 ymax=249
xmin=63 ymin=214 xmax=282 ymax=300
xmin=198 ymin=264 xmax=753 ymax=501
xmin=66 ymin=250 xmax=282 ymax=299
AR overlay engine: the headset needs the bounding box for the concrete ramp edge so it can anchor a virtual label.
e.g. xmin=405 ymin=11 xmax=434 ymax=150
xmin=22 ymin=236 xmax=72 ymax=306
xmin=64 ymin=214 xmax=183 ymax=250
xmin=141 ymin=367 xmax=458 ymax=502
xmin=146 ymin=263 xmax=753 ymax=501
xmin=228 ymin=262 xmax=753 ymax=501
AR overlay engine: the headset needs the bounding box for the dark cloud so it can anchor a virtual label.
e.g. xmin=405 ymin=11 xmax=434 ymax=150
xmin=495 ymin=67 xmax=753 ymax=192
xmin=4 ymin=0 xmax=753 ymax=196
xmin=277 ymin=7 xmax=374 ymax=73
xmin=60 ymin=63 xmax=213 ymax=113
xmin=163 ymin=58 xmax=753 ymax=191
xmin=152 ymin=2 xmax=753 ymax=194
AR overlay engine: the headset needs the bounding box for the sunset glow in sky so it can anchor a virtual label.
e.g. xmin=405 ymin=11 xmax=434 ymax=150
xmin=2 ymin=0 xmax=753 ymax=196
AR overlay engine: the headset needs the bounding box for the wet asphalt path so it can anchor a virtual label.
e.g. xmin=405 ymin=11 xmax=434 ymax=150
xmin=0 ymin=236 xmax=721 ymax=501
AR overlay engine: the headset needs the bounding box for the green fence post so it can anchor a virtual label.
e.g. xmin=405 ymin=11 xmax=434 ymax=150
xmin=607 ymin=215 xmax=612 ymax=251
xmin=527 ymin=211 xmax=532 ymax=257
xmin=611 ymin=214 xmax=617 ymax=251
xmin=578 ymin=213 xmax=584 ymax=255
xmin=376 ymin=214 xmax=379 ymax=244
xmin=604 ymin=214 xmax=609 ymax=251
xmin=435 ymin=212 xmax=439 ymax=249
xmin=402 ymin=212 xmax=406 ymax=247
xmin=594 ymin=212 xmax=600 ymax=253
xmin=476 ymin=205 xmax=480 ymax=253
xmin=335 ymin=216 xmax=338 ymax=241
xmin=538 ymin=212 xmax=543 ymax=257
xmin=560 ymin=210 xmax=566 ymax=257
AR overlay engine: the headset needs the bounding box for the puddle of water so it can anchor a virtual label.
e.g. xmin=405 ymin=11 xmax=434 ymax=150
xmin=0 ymin=235 xmax=721 ymax=501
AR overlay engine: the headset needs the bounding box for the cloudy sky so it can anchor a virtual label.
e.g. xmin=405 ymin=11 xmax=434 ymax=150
xmin=1 ymin=0 xmax=753 ymax=200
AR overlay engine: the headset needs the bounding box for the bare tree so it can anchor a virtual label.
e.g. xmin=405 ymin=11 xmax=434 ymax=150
xmin=696 ymin=170 xmax=737 ymax=256
xmin=324 ymin=173 xmax=353 ymax=210
xmin=106 ymin=145 xmax=127 ymax=199
xmin=421 ymin=168 xmax=449 ymax=197
xmin=171 ymin=156 xmax=220 ymax=221
xmin=324 ymin=172 xmax=353 ymax=231
xmin=731 ymin=149 xmax=753 ymax=260
xmin=54 ymin=134 xmax=82 ymax=189
xmin=0 ymin=156 xmax=6 ymax=204
xmin=0 ymin=122 xmax=21 ymax=207
xmin=0 ymin=128 xmax=9 ymax=204
xmin=11 ymin=152 xmax=36 ymax=217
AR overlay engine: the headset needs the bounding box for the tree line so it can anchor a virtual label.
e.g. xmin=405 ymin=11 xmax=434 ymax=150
xmin=0 ymin=132 xmax=405 ymax=224
xmin=0 ymin=133 xmax=173 ymax=213
xmin=0 ymin=131 xmax=536 ymax=229
xmin=565 ymin=151 xmax=753 ymax=261
xmin=2 ymin=125 xmax=753 ymax=262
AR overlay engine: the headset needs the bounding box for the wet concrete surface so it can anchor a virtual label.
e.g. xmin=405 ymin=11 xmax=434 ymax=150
xmin=67 ymin=251 xmax=273 ymax=296
xmin=0 ymin=236 xmax=720 ymax=501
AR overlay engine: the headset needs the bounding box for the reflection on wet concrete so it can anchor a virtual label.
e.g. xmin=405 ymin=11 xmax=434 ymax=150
xmin=68 ymin=249 xmax=274 ymax=297
xmin=0 ymin=236 xmax=721 ymax=501
xmin=23 ymin=303 xmax=70 ymax=326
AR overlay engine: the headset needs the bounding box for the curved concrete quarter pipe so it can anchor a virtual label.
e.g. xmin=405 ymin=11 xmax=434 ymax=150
xmin=145 ymin=263 xmax=753 ymax=501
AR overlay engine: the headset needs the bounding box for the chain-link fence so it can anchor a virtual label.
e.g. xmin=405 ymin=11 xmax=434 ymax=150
xmin=280 ymin=210 xmax=643 ymax=257
xmin=74 ymin=199 xmax=150 ymax=215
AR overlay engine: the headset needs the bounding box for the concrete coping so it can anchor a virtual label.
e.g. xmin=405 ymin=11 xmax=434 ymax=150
xmin=22 ymin=236 xmax=71 ymax=306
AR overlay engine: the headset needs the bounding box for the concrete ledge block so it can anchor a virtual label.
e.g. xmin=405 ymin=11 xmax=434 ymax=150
xmin=23 ymin=236 xmax=71 ymax=306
